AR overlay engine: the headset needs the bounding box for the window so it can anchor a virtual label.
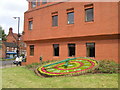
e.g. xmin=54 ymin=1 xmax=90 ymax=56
xmin=30 ymin=45 xmax=34 ymax=56
xmin=31 ymin=1 xmax=36 ymax=8
xmin=68 ymin=44 xmax=75 ymax=57
xmin=52 ymin=15 xmax=58 ymax=26
xmin=67 ymin=12 xmax=74 ymax=24
xmin=12 ymin=48 xmax=14 ymax=52
xmin=85 ymin=4 xmax=94 ymax=22
xmin=29 ymin=21 xmax=33 ymax=30
xmin=86 ymin=43 xmax=95 ymax=57
xmin=42 ymin=0 xmax=47 ymax=4
xmin=7 ymin=47 xmax=9 ymax=51
xmin=85 ymin=8 xmax=94 ymax=22
xmin=53 ymin=44 xmax=59 ymax=56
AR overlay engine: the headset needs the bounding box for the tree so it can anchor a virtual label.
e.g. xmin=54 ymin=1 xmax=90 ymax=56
xmin=0 ymin=26 xmax=7 ymax=41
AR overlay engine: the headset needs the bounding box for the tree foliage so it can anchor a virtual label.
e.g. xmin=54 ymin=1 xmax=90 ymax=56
xmin=0 ymin=26 xmax=7 ymax=41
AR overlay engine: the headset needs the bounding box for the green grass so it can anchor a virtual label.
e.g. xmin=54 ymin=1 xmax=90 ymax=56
xmin=1 ymin=58 xmax=15 ymax=61
xmin=2 ymin=67 xmax=118 ymax=88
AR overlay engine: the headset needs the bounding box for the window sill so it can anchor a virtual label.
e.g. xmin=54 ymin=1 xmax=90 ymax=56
xmin=67 ymin=23 xmax=74 ymax=26
xmin=29 ymin=55 xmax=34 ymax=57
xmin=28 ymin=29 xmax=32 ymax=30
xmin=52 ymin=26 xmax=58 ymax=28
xmin=68 ymin=56 xmax=75 ymax=57
xmin=53 ymin=56 xmax=59 ymax=57
xmin=85 ymin=20 xmax=94 ymax=23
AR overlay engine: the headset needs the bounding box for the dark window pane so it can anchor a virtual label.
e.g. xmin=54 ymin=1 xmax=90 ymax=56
xmin=52 ymin=15 xmax=58 ymax=26
xmin=86 ymin=43 xmax=95 ymax=57
xmin=85 ymin=8 xmax=93 ymax=22
xmin=42 ymin=0 xmax=47 ymax=4
xmin=67 ymin=12 xmax=74 ymax=24
xmin=68 ymin=44 xmax=75 ymax=57
xmin=29 ymin=21 xmax=33 ymax=30
xmin=53 ymin=44 xmax=59 ymax=56
xmin=30 ymin=45 xmax=34 ymax=56
xmin=31 ymin=1 xmax=36 ymax=8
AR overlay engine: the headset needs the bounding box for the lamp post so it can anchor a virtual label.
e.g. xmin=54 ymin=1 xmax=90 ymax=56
xmin=13 ymin=17 xmax=20 ymax=57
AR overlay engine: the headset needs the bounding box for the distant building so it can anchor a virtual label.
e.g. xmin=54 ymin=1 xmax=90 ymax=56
xmin=2 ymin=42 xmax=17 ymax=58
xmin=24 ymin=1 xmax=120 ymax=64
xmin=2 ymin=28 xmax=26 ymax=58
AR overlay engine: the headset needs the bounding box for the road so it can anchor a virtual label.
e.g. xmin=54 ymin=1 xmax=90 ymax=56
xmin=0 ymin=60 xmax=16 ymax=68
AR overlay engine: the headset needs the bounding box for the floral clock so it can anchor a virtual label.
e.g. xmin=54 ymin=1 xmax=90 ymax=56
xmin=36 ymin=57 xmax=99 ymax=77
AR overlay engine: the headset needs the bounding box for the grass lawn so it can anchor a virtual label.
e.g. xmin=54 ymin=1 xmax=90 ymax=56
xmin=2 ymin=67 xmax=118 ymax=88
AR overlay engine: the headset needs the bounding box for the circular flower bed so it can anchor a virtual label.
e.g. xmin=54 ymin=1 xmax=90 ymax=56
xmin=36 ymin=57 xmax=99 ymax=77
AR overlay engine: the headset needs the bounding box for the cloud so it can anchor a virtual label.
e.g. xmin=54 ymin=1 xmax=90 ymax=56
xmin=0 ymin=0 xmax=28 ymax=34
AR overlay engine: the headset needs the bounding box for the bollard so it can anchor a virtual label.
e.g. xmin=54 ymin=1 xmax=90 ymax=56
xmin=40 ymin=56 xmax=43 ymax=65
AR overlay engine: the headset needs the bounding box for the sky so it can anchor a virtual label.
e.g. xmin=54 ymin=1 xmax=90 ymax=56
xmin=0 ymin=0 xmax=28 ymax=34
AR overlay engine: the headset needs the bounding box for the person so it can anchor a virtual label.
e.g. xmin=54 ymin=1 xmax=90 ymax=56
xmin=15 ymin=57 xmax=19 ymax=66
xmin=19 ymin=56 xmax=23 ymax=66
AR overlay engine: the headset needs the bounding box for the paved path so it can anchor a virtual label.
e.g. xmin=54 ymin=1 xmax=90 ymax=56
xmin=1 ymin=60 xmax=14 ymax=65
xmin=0 ymin=64 xmax=16 ymax=69
xmin=0 ymin=60 xmax=16 ymax=69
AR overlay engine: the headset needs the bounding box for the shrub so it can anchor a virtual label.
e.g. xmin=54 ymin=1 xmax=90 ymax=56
xmin=22 ymin=58 xmax=26 ymax=62
xmin=20 ymin=54 xmax=25 ymax=57
xmin=92 ymin=60 xmax=119 ymax=73
xmin=26 ymin=63 xmax=40 ymax=69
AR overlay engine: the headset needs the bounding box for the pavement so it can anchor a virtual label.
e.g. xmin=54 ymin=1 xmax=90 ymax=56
xmin=0 ymin=60 xmax=16 ymax=69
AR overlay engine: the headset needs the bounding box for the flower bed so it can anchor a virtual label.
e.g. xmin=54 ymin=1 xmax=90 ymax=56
xmin=36 ymin=57 xmax=99 ymax=77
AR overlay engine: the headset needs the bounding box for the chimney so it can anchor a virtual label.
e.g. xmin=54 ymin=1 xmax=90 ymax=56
xmin=9 ymin=27 xmax=13 ymax=34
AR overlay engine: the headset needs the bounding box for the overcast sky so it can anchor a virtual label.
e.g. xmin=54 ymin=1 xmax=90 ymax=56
xmin=0 ymin=0 xmax=28 ymax=34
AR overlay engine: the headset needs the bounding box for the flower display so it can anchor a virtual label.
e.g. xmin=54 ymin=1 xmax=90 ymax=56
xmin=37 ymin=57 xmax=99 ymax=77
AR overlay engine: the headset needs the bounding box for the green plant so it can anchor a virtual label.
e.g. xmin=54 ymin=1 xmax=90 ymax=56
xmin=20 ymin=54 xmax=25 ymax=57
xmin=25 ymin=63 xmax=40 ymax=69
xmin=0 ymin=26 xmax=7 ymax=41
xmin=93 ymin=60 xmax=119 ymax=73
xmin=22 ymin=58 xmax=26 ymax=62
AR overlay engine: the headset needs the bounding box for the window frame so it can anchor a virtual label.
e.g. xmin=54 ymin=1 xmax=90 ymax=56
xmin=30 ymin=45 xmax=34 ymax=56
xmin=85 ymin=8 xmax=94 ymax=22
xmin=42 ymin=0 xmax=47 ymax=5
xmin=67 ymin=12 xmax=74 ymax=24
xmin=28 ymin=20 xmax=33 ymax=30
xmin=31 ymin=1 xmax=36 ymax=8
xmin=68 ymin=43 xmax=76 ymax=57
xmin=53 ymin=44 xmax=59 ymax=56
xmin=86 ymin=43 xmax=95 ymax=57
xmin=52 ymin=15 xmax=58 ymax=27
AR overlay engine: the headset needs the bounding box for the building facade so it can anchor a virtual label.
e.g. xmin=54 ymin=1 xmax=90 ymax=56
xmin=24 ymin=1 xmax=120 ymax=64
xmin=2 ymin=28 xmax=26 ymax=58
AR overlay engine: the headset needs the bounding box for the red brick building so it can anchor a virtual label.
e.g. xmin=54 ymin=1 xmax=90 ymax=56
xmin=24 ymin=1 xmax=120 ymax=64
xmin=2 ymin=28 xmax=26 ymax=58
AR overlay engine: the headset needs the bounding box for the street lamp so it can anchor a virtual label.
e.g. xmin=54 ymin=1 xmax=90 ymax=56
xmin=13 ymin=17 xmax=20 ymax=57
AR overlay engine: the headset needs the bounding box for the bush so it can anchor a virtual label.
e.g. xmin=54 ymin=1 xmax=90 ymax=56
xmin=22 ymin=58 xmax=26 ymax=62
xmin=26 ymin=63 xmax=40 ymax=69
xmin=20 ymin=54 xmax=25 ymax=58
xmin=93 ymin=60 xmax=119 ymax=73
